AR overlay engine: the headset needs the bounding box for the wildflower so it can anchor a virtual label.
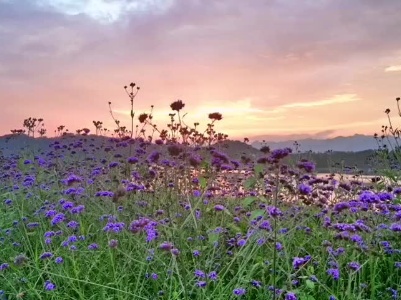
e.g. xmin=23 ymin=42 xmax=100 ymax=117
xmin=44 ymin=280 xmax=56 ymax=291
xmin=233 ymin=288 xmax=246 ymax=296
xmin=55 ymin=257 xmax=63 ymax=264
xmin=327 ymin=268 xmax=340 ymax=280
xmin=194 ymin=270 xmax=205 ymax=278
xmin=67 ymin=221 xmax=79 ymax=230
xmin=208 ymin=271 xmax=218 ymax=281
xmin=348 ymin=262 xmax=361 ymax=271
xmin=40 ymin=252 xmax=53 ymax=260
xmin=298 ymin=183 xmax=312 ymax=195
xmin=127 ymin=156 xmax=139 ymax=164
xmin=170 ymin=100 xmax=185 ymax=111
xmin=159 ymin=242 xmax=173 ymax=251
xmin=237 ymin=239 xmax=247 ymax=247
xmin=0 ymin=263 xmax=9 ymax=271
xmin=390 ymin=223 xmax=401 ymax=232
xmin=268 ymin=206 xmax=283 ymax=217
xmin=196 ymin=281 xmax=207 ymax=288
xmin=251 ymin=280 xmax=262 ymax=288
xmin=214 ymin=204 xmax=225 ymax=211
xmin=51 ymin=213 xmax=65 ymax=226
xmin=103 ymin=222 xmax=126 ymax=233
xmin=208 ymin=112 xmax=223 ymax=121
xmin=88 ymin=243 xmax=99 ymax=250
xmin=171 ymin=248 xmax=180 ymax=256
xmin=108 ymin=239 xmax=119 ymax=249
xmin=285 ymin=292 xmax=298 ymax=300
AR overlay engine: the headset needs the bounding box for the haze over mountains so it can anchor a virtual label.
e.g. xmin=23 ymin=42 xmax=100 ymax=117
xmin=251 ymin=134 xmax=387 ymax=153
xmin=0 ymin=133 xmax=391 ymax=156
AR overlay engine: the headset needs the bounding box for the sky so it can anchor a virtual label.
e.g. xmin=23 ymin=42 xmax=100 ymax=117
xmin=1 ymin=0 xmax=401 ymax=141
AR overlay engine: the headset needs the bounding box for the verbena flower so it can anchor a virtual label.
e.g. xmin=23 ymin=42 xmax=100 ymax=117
xmin=0 ymin=263 xmax=9 ymax=271
xmin=40 ymin=252 xmax=53 ymax=260
xmin=233 ymin=288 xmax=246 ymax=296
xmin=285 ymin=292 xmax=298 ymax=300
xmin=44 ymin=280 xmax=56 ymax=291
xmin=327 ymin=268 xmax=340 ymax=280
xmin=88 ymin=243 xmax=99 ymax=250
xmin=196 ymin=281 xmax=207 ymax=288
xmin=55 ymin=257 xmax=63 ymax=264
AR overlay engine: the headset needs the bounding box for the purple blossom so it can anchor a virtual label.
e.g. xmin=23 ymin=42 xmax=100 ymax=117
xmin=299 ymin=183 xmax=313 ymax=195
xmin=327 ymin=268 xmax=340 ymax=280
xmin=285 ymin=292 xmax=298 ymax=300
xmin=233 ymin=288 xmax=246 ymax=296
xmin=51 ymin=213 xmax=65 ymax=226
xmin=214 ymin=204 xmax=225 ymax=211
xmin=44 ymin=280 xmax=56 ymax=291
xmin=196 ymin=281 xmax=207 ymax=288
xmin=40 ymin=252 xmax=53 ymax=260
xmin=88 ymin=243 xmax=99 ymax=250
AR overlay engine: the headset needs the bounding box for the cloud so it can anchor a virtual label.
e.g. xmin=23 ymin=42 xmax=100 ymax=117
xmin=281 ymin=94 xmax=360 ymax=109
xmin=385 ymin=65 xmax=401 ymax=72
xmin=0 ymin=0 xmax=401 ymax=138
xmin=34 ymin=0 xmax=174 ymax=23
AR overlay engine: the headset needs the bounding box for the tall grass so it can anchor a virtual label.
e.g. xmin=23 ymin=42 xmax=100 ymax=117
xmin=1 ymin=86 xmax=401 ymax=300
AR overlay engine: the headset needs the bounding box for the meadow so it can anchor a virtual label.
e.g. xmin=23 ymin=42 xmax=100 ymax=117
xmin=1 ymin=84 xmax=401 ymax=300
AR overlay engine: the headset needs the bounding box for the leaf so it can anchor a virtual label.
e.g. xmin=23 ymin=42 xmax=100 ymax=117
xmin=244 ymin=177 xmax=257 ymax=189
xmin=208 ymin=232 xmax=219 ymax=244
xmin=254 ymin=163 xmax=264 ymax=175
xmin=243 ymin=196 xmax=257 ymax=208
xmin=305 ymin=279 xmax=315 ymax=290
xmin=250 ymin=209 xmax=265 ymax=220
xmin=199 ymin=177 xmax=207 ymax=189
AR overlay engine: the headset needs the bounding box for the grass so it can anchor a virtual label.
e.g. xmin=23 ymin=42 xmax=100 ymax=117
xmin=1 ymin=86 xmax=401 ymax=300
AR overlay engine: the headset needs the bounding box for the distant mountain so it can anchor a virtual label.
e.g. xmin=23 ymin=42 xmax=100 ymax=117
xmin=0 ymin=133 xmax=396 ymax=158
xmin=251 ymin=134 xmax=395 ymax=152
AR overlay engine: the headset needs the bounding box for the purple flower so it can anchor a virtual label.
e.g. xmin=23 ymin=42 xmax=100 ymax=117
xmin=159 ymin=242 xmax=173 ymax=251
xmin=0 ymin=263 xmax=9 ymax=271
xmin=67 ymin=221 xmax=79 ymax=230
xmin=194 ymin=269 xmax=205 ymax=278
xmin=208 ymin=271 xmax=218 ymax=281
xmin=40 ymin=252 xmax=53 ymax=260
xmin=285 ymin=292 xmax=298 ymax=300
xmin=88 ymin=243 xmax=99 ymax=250
xmin=196 ymin=281 xmax=207 ymax=288
xmin=237 ymin=239 xmax=247 ymax=247
xmin=103 ymin=222 xmax=126 ymax=233
xmin=293 ymin=257 xmax=308 ymax=269
xmin=348 ymin=262 xmax=361 ymax=271
xmin=267 ymin=206 xmax=283 ymax=217
xmin=390 ymin=223 xmax=401 ymax=231
xmin=70 ymin=204 xmax=85 ymax=215
xmin=44 ymin=280 xmax=56 ymax=291
xmin=298 ymin=183 xmax=312 ymax=195
xmin=51 ymin=213 xmax=65 ymax=226
xmin=327 ymin=268 xmax=340 ymax=280
xmin=233 ymin=288 xmax=246 ymax=296
xmin=127 ymin=157 xmax=139 ymax=164
xmin=171 ymin=248 xmax=180 ymax=256
xmin=55 ymin=257 xmax=63 ymax=264
xmin=214 ymin=205 xmax=225 ymax=211
xmin=108 ymin=239 xmax=119 ymax=248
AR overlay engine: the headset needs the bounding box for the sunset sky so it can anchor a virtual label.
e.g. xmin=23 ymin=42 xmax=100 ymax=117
xmin=1 ymin=0 xmax=401 ymax=141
